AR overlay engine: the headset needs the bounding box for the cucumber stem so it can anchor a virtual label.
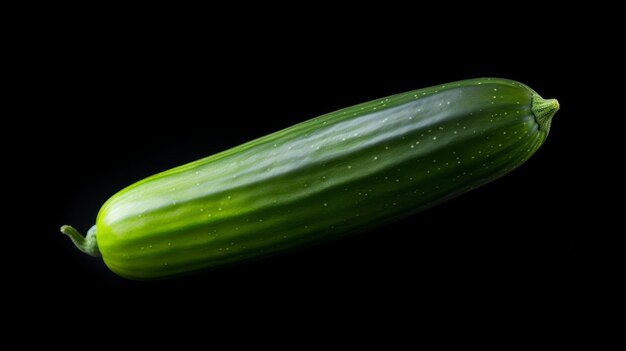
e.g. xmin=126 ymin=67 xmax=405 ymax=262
xmin=60 ymin=225 xmax=101 ymax=257
xmin=532 ymin=95 xmax=559 ymax=133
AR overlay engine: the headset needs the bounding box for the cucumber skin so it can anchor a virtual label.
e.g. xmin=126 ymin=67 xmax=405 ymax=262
xmin=96 ymin=78 xmax=548 ymax=280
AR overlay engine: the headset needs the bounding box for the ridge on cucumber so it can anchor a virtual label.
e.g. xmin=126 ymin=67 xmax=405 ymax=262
xmin=62 ymin=78 xmax=559 ymax=280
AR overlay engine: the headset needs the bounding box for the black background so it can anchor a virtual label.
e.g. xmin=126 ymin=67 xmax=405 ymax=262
xmin=15 ymin=11 xmax=614 ymax=327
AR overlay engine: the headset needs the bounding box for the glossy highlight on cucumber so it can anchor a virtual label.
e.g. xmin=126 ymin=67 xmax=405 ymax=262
xmin=62 ymin=78 xmax=559 ymax=280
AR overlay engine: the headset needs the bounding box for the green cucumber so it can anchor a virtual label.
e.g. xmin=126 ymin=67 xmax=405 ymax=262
xmin=62 ymin=78 xmax=559 ymax=280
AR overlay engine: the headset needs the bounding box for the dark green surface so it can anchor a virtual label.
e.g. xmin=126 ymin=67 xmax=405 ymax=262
xmin=63 ymin=78 xmax=558 ymax=280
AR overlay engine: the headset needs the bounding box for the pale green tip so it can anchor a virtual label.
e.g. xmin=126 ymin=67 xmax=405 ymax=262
xmin=532 ymin=95 xmax=559 ymax=133
xmin=60 ymin=225 xmax=101 ymax=258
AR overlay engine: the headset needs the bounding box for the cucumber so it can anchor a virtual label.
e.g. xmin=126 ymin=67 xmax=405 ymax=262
xmin=62 ymin=78 xmax=559 ymax=280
